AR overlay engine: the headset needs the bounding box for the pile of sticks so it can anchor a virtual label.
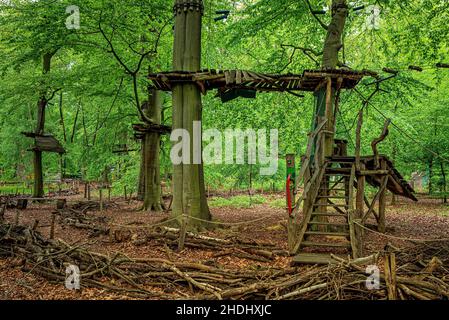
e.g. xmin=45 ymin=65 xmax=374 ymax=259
xmin=0 ymin=222 xmax=448 ymax=300
xmin=70 ymin=200 xmax=118 ymax=214
xmin=131 ymin=226 xmax=289 ymax=263
xmin=56 ymin=205 xmax=110 ymax=237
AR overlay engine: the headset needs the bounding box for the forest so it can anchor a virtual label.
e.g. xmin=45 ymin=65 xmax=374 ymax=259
xmin=0 ymin=0 xmax=448 ymax=302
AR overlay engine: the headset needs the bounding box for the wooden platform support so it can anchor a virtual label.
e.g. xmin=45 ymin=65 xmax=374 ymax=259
xmin=378 ymin=159 xmax=388 ymax=233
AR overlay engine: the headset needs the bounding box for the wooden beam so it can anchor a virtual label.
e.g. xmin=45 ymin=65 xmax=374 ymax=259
xmin=355 ymin=109 xmax=363 ymax=171
xmin=378 ymin=160 xmax=388 ymax=233
xmin=356 ymin=163 xmax=365 ymax=219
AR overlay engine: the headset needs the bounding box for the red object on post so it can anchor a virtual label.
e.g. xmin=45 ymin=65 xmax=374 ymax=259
xmin=286 ymin=174 xmax=293 ymax=216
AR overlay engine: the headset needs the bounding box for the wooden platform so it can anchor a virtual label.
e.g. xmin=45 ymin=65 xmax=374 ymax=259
xmin=330 ymin=155 xmax=417 ymax=201
xmin=148 ymin=69 xmax=377 ymax=94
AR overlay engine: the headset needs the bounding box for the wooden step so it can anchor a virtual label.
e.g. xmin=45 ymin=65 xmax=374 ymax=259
xmin=313 ymin=204 xmax=349 ymax=208
xmin=321 ymin=188 xmax=346 ymax=191
xmin=301 ymin=241 xmax=351 ymax=248
xmin=308 ymin=222 xmax=348 ymax=227
xmin=305 ymin=231 xmax=350 ymax=237
xmin=317 ymin=196 xmax=347 ymax=199
xmin=312 ymin=212 xmax=347 ymax=217
xmin=292 ymin=253 xmax=345 ymax=265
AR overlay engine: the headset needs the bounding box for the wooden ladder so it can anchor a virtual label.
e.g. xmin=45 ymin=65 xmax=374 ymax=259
xmin=293 ymin=160 xmax=359 ymax=264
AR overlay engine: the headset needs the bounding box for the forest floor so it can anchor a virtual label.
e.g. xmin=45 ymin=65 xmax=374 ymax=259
xmin=0 ymin=191 xmax=448 ymax=300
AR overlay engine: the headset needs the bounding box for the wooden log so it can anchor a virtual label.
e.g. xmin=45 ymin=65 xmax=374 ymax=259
xmin=355 ymin=109 xmax=363 ymax=171
xmin=356 ymin=163 xmax=365 ymax=219
xmin=378 ymin=160 xmax=388 ymax=233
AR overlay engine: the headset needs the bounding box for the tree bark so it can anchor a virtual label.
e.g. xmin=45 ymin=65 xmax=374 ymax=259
xmin=171 ymin=0 xmax=210 ymax=227
xmin=322 ymin=0 xmax=348 ymax=69
xmin=141 ymin=90 xmax=165 ymax=211
xmin=33 ymin=52 xmax=54 ymax=198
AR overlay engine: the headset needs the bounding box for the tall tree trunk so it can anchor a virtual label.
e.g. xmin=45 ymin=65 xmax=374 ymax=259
xmin=33 ymin=52 xmax=53 ymax=198
xmin=172 ymin=0 xmax=210 ymax=227
xmin=322 ymin=0 xmax=348 ymax=69
xmin=137 ymin=144 xmax=145 ymax=201
xmin=141 ymin=90 xmax=165 ymax=211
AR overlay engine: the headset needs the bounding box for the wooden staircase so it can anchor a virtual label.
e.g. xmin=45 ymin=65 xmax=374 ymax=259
xmin=292 ymin=160 xmax=359 ymax=265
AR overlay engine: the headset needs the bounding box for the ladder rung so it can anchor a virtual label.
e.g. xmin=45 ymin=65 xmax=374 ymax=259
xmin=314 ymin=204 xmax=349 ymax=207
xmin=301 ymin=241 xmax=351 ymax=248
xmin=312 ymin=212 xmax=347 ymax=217
xmin=308 ymin=222 xmax=348 ymax=227
xmin=317 ymin=196 xmax=347 ymax=199
xmin=305 ymin=231 xmax=350 ymax=237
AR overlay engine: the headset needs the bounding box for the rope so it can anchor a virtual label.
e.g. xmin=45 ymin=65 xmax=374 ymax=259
xmin=110 ymin=217 xmax=179 ymax=230
xmin=354 ymin=221 xmax=449 ymax=243
xmin=184 ymin=214 xmax=274 ymax=226
xmin=110 ymin=213 xmax=275 ymax=230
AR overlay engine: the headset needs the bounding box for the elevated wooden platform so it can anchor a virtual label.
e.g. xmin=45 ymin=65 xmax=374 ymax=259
xmin=21 ymin=132 xmax=65 ymax=154
xmin=330 ymin=155 xmax=417 ymax=201
xmin=148 ymin=69 xmax=378 ymax=94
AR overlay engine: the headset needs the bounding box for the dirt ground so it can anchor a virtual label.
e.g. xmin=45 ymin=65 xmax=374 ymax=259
xmin=0 ymin=192 xmax=448 ymax=300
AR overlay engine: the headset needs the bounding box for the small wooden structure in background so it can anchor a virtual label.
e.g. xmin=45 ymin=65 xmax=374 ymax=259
xmin=21 ymin=132 xmax=65 ymax=154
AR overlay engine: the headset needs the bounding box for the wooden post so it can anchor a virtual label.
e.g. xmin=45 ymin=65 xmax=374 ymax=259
xmin=87 ymin=184 xmax=91 ymax=201
xmin=84 ymin=182 xmax=88 ymax=199
xmin=108 ymin=187 xmax=111 ymax=201
xmin=32 ymin=219 xmax=39 ymax=231
xmin=99 ymin=188 xmax=103 ymax=212
xmin=14 ymin=210 xmax=20 ymax=225
xmin=385 ymin=252 xmax=397 ymax=300
xmin=355 ymin=109 xmax=363 ymax=171
xmin=0 ymin=203 xmax=5 ymax=220
xmin=124 ymin=186 xmax=127 ymax=200
xmin=50 ymin=213 xmax=56 ymax=240
xmin=324 ymin=77 xmax=334 ymax=158
xmin=378 ymin=159 xmax=387 ymax=233
xmin=356 ymin=163 xmax=366 ymax=219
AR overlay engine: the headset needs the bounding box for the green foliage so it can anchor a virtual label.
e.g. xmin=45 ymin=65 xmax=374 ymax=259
xmin=0 ymin=0 xmax=448 ymax=196
xmin=208 ymin=194 xmax=266 ymax=208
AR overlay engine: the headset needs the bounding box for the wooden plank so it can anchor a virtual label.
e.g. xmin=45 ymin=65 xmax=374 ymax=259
xmin=236 ymin=70 xmax=242 ymax=84
xmin=301 ymin=241 xmax=351 ymax=248
xmin=292 ymin=253 xmax=341 ymax=265
xmin=229 ymin=70 xmax=236 ymax=83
